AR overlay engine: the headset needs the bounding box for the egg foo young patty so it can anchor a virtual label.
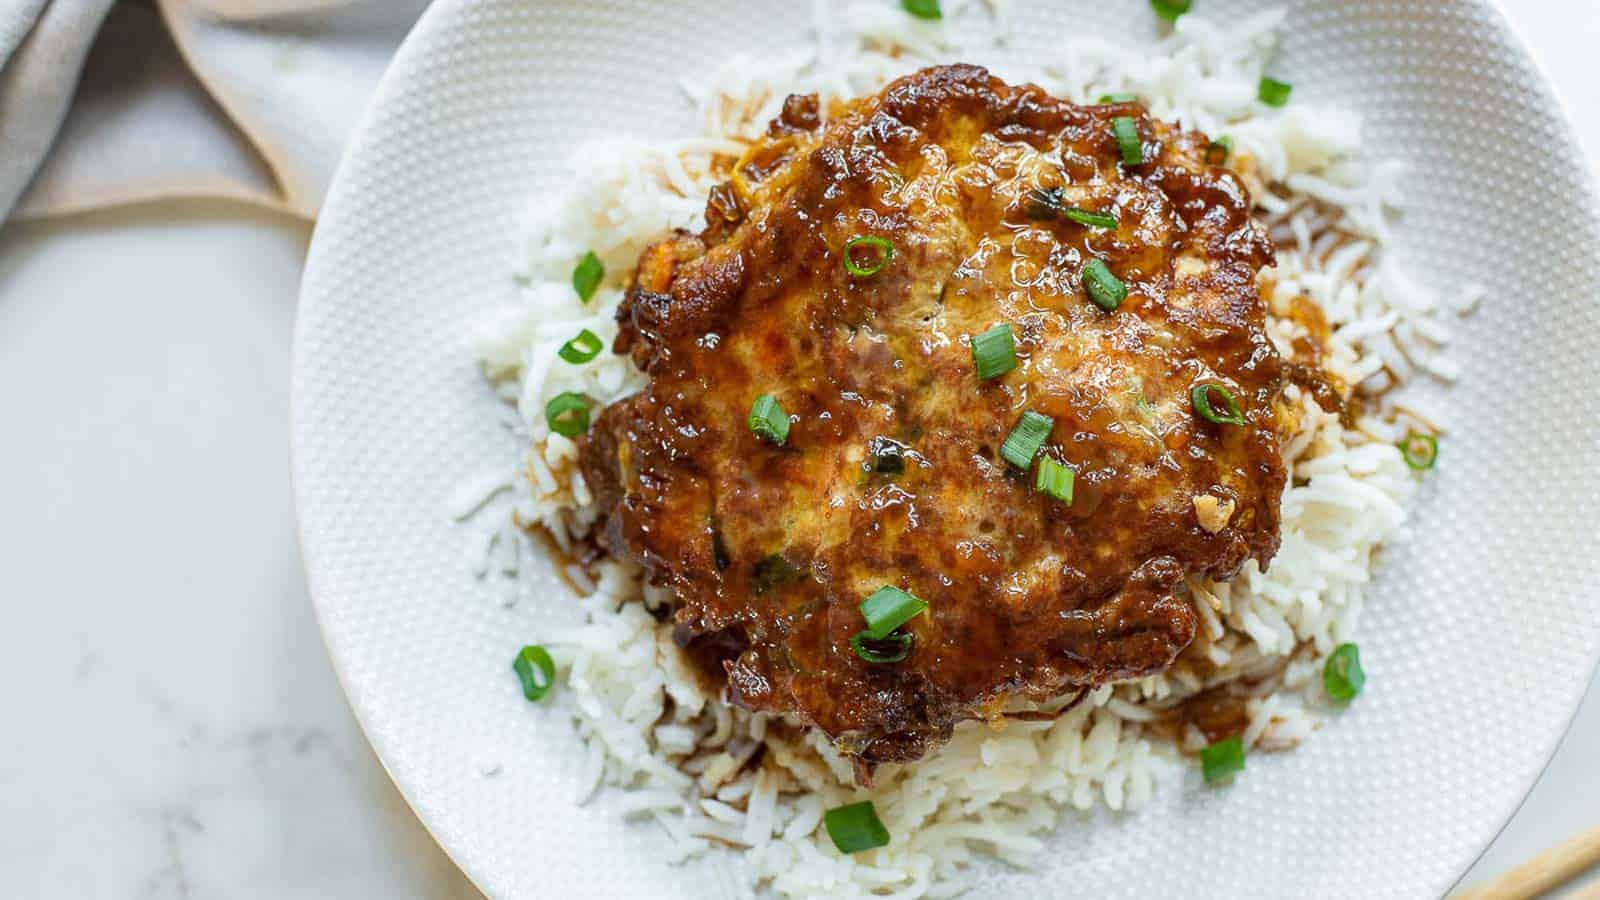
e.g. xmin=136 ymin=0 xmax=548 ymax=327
xmin=578 ymin=64 xmax=1287 ymax=770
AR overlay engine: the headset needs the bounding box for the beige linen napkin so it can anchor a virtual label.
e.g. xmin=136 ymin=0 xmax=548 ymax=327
xmin=1 ymin=0 xmax=429 ymax=221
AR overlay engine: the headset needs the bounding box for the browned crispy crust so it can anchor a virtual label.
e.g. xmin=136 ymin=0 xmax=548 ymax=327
xmin=580 ymin=65 xmax=1285 ymax=767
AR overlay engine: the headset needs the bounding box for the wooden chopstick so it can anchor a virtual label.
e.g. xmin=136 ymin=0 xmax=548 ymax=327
xmin=1454 ymin=826 xmax=1600 ymax=900
xmin=1569 ymin=880 xmax=1600 ymax=900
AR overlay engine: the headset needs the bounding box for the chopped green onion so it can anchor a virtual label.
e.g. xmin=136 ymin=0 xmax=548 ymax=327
xmin=851 ymin=629 xmax=913 ymax=664
xmin=824 ymin=801 xmax=891 ymax=854
xmin=1001 ymin=410 xmax=1054 ymax=470
xmin=1083 ymin=258 xmax=1127 ymax=311
xmin=1063 ymin=207 xmax=1118 ymax=229
xmin=1201 ymin=736 xmax=1245 ymax=783
xmin=1097 ymin=92 xmax=1139 ymax=104
xmin=572 ymin=251 xmax=604 ymax=302
xmin=1035 ymin=457 xmax=1076 ymax=504
xmin=1113 ymin=116 xmax=1143 ymax=165
xmin=971 ymin=323 xmax=1017 ymax=380
xmin=868 ymin=436 xmax=907 ymax=475
xmin=557 ymin=328 xmax=604 ymax=364
xmin=748 ymin=393 xmax=790 ymax=445
xmin=1150 ymin=0 xmax=1192 ymax=22
xmin=1205 ymin=135 xmax=1234 ymax=166
xmin=512 ymin=645 xmax=556 ymax=702
xmin=901 ymin=0 xmax=941 ymax=19
xmin=544 ymin=392 xmax=591 ymax=437
xmin=1190 ymin=383 xmax=1246 ymax=426
xmin=1026 ymin=188 xmax=1118 ymax=229
xmin=1323 ymin=642 xmax=1366 ymax=702
xmin=843 ymin=235 xmax=895 ymax=277
xmin=860 ymin=585 xmax=928 ymax=639
xmin=1258 ymin=76 xmax=1293 ymax=107
xmin=1399 ymin=432 xmax=1438 ymax=471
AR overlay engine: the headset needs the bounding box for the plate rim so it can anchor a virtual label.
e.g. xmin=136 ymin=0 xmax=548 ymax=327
xmin=290 ymin=0 xmax=498 ymax=895
xmin=289 ymin=0 xmax=1600 ymax=896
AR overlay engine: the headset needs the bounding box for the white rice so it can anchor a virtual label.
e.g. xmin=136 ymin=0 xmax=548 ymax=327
xmin=461 ymin=4 xmax=1474 ymax=897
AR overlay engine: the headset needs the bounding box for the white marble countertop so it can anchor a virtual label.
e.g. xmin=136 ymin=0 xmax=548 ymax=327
xmin=1 ymin=3 xmax=1597 ymax=897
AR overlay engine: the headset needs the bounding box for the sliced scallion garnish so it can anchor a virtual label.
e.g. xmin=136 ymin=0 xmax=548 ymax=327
xmin=824 ymin=801 xmax=891 ymax=854
xmin=512 ymin=645 xmax=556 ymax=702
xmin=1258 ymin=76 xmax=1293 ymax=107
xmin=1064 ymin=207 xmax=1118 ymax=229
xmin=1201 ymin=736 xmax=1245 ymax=784
xmin=1025 ymin=188 xmax=1118 ymax=229
xmin=1190 ymin=383 xmax=1246 ymax=426
xmin=572 ymin=251 xmax=604 ymax=302
xmin=1150 ymin=0 xmax=1192 ymax=22
xmin=971 ymin=323 xmax=1017 ymax=380
xmin=1035 ymin=457 xmax=1075 ymax=504
xmin=900 ymin=0 xmax=941 ymax=20
xmin=1399 ymin=432 xmax=1438 ymax=471
xmin=748 ymin=393 xmax=790 ymax=445
xmin=860 ymin=586 xmax=928 ymax=639
xmin=1001 ymin=410 xmax=1053 ymax=470
xmin=544 ymin=392 xmax=591 ymax=437
xmin=557 ymin=328 xmax=604 ymax=364
xmin=1113 ymin=116 xmax=1143 ymax=166
xmin=1323 ymin=642 xmax=1366 ymax=702
xmin=1083 ymin=258 xmax=1127 ymax=311
xmin=1097 ymin=92 xmax=1139 ymax=104
xmin=843 ymin=235 xmax=895 ymax=277
xmin=851 ymin=630 xmax=914 ymax=664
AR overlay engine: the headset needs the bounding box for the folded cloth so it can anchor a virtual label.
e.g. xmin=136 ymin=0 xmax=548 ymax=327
xmin=0 ymin=0 xmax=430 ymax=222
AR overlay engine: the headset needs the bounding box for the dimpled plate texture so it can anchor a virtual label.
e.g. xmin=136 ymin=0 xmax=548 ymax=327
xmin=292 ymin=1 xmax=1600 ymax=897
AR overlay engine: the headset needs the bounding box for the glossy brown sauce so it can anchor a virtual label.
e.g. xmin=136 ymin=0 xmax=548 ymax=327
xmin=579 ymin=65 xmax=1287 ymax=767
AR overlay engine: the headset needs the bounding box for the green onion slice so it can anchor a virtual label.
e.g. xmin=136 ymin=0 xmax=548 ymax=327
xmin=1001 ymin=410 xmax=1054 ymax=470
xmin=572 ymin=251 xmax=604 ymax=302
xmin=1323 ymin=642 xmax=1366 ymax=702
xmin=1190 ymin=383 xmax=1246 ymax=426
xmin=1083 ymin=258 xmax=1128 ymax=311
xmin=971 ymin=323 xmax=1017 ymax=380
xmin=901 ymin=0 xmax=941 ymax=20
xmin=1035 ymin=457 xmax=1076 ymax=504
xmin=1113 ymin=116 xmax=1143 ymax=165
xmin=859 ymin=585 xmax=928 ymax=639
xmin=557 ymin=328 xmax=604 ymax=364
xmin=851 ymin=629 xmax=914 ymax=664
xmin=1150 ymin=0 xmax=1192 ymax=22
xmin=1258 ymin=76 xmax=1293 ymax=107
xmin=1399 ymin=432 xmax=1438 ymax=471
xmin=824 ymin=801 xmax=891 ymax=854
xmin=1205 ymin=135 xmax=1234 ymax=166
xmin=843 ymin=235 xmax=895 ymax=277
xmin=1064 ymin=207 xmax=1118 ymax=229
xmin=748 ymin=393 xmax=790 ymax=445
xmin=512 ymin=645 xmax=556 ymax=702
xmin=1027 ymin=188 xmax=1118 ymax=229
xmin=1201 ymin=736 xmax=1246 ymax=783
xmin=544 ymin=392 xmax=591 ymax=437
xmin=1097 ymin=92 xmax=1139 ymax=104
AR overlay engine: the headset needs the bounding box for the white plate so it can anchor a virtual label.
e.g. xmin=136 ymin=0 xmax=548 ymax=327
xmin=292 ymin=1 xmax=1600 ymax=897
